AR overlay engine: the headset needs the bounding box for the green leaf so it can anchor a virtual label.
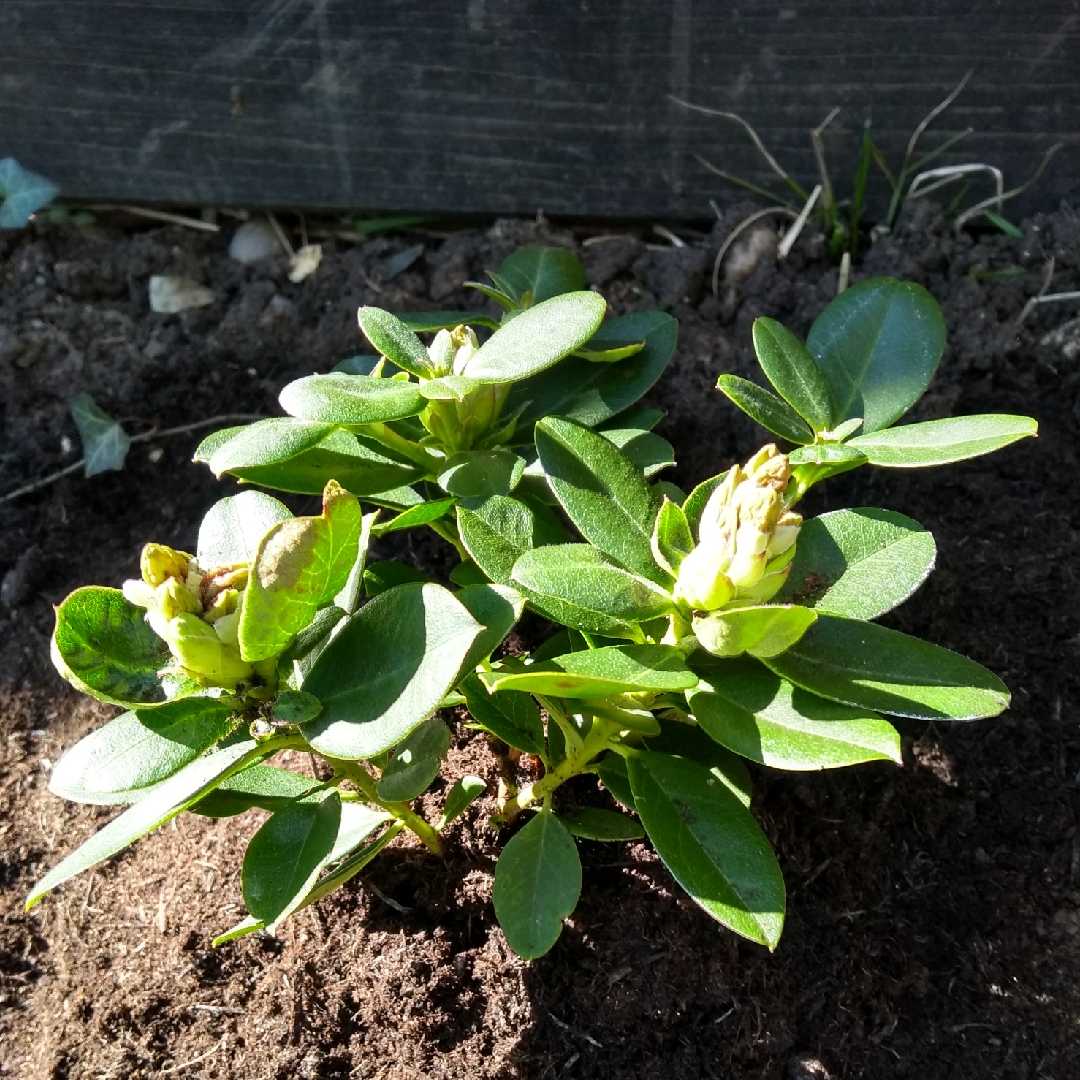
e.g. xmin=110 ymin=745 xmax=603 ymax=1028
xmin=363 ymin=560 xmax=434 ymax=597
xmin=558 ymin=807 xmax=645 ymax=841
xmin=49 ymin=699 xmax=234 ymax=804
xmin=375 ymin=717 xmax=452 ymax=801
xmin=575 ymin=342 xmax=645 ymax=363
xmin=601 ymin=428 xmax=675 ymax=478
xmin=506 ymin=311 xmax=677 ymax=429
xmin=510 ymin=544 xmax=674 ymax=638
xmin=776 ymin=508 xmax=936 ymax=620
xmin=239 ymin=481 xmax=362 ymax=662
xmin=716 ymin=375 xmax=815 ymax=444
xmin=242 ymin=791 xmax=342 ymax=927
xmin=462 ymin=292 xmax=606 ymax=383
xmin=651 ymin=498 xmax=694 ymax=576
xmin=763 ymin=614 xmax=1010 ymax=720
xmin=270 ymin=689 xmax=322 ymax=725
xmin=197 ymin=491 xmax=293 ymax=568
xmin=688 ymin=656 xmax=902 ymax=770
xmin=279 ymin=373 xmax=426 ymax=425
xmin=751 ymin=318 xmax=835 ymax=431
xmin=787 ymin=443 xmax=867 ymax=466
xmin=301 ymin=583 xmax=482 ymax=759
xmin=535 ymin=416 xmax=666 ymax=584
xmin=494 ymin=246 xmax=587 ymax=305
xmin=417 ymin=375 xmax=491 ymax=401
xmin=357 ymin=307 xmax=432 ymax=377
xmin=70 ymin=393 xmax=131 ymax=477
xmin=479 ymin=644 xmax=696 ymax=698
xmin=806 ymin=277 xmax=946 ymax=433
xmin=627 ymin=751 xmax=785 ymax=948
xmin=27 ymin=738 xmax=261 ymax=909
xmin=192 ymin=765 xmax=319 ymax=817
xmin=644 ymin=724 xmax=753 ymax=807
xmin=982 ymin=210 xmax=1023 ymax=239
xmin=457 ymin=494 xmax=564 ymax=585
xmin=438 ymin=450 xmax=525 ymax=498
xmin=595 ymin=755 xmax=636 ymax=810
xmin=845 ymin=414 xmax=1039 ymax=467
xmin=203 ymin=420 xmax=423 ymax=497
xmin=492 ymin=809 xmax=582 ymax=959
xmin=453 ymin=583 xmax=525 ymax=677
xmin=599 ymin=405 xmax=664 ymax=432
xmin=51 ymin=587 xmax=172 ymax=707
xmin=693 ymin=605 xmax=817 ymax=659
xmin=0 ymin=156 xmax=59 ymax=227
xmin=439 ymin=775 xmax=486 ymax=826
xmin=335 ymin=509 xmax=377 ymax=615
xmin=396 ymin=311 xmax=496 ymax=333
xmin=461 ymin=673 xmax=546 ymax=757
xmin=275 ymin=604 xmax=345 ymax=685
xmin=373 ymin=498 xmax=456 ymax=536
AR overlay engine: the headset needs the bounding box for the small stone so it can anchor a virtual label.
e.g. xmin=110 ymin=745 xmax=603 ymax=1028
xmin=228 ymin=220 xmax=282 ymax=264
xmin=785 ymin=1055 xmax=832 ymax=1080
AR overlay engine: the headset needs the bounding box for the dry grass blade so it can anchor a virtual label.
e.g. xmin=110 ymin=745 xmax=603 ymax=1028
xmin=908 ymin=163 xmax=1004 ymax=208
xmin=903 ymin=70 xmax=973 ymax=169
xmin=810 ymin=107 xmax=841 ymax=212
xmin=82 ymin=204 xmax=220 ymax=233
xmin=693 ymin=154 xmax=798 ymax=210
xmin=1016 ymin=256 xmax=1055 ymax=326
xmin=837 ymin=251 xmax=852 ymax=295
xmin=955 ymin=143 xmax=1066 ymax=229
xmin=777 ymin=184 xmax=823 ymax=260
xmin=672 ymin=96 xmax=808 ymax=201
xmin=711 ymin=206 xmax=797 ymax=297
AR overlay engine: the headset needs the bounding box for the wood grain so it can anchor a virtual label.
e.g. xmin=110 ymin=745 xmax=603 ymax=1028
xmin=2 ymin=1 xmax=1077 ymax=218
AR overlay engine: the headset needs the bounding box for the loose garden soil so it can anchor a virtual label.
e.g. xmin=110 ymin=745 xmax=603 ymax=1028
xmin=1 ymin=201 xmax=1079 ymax=1079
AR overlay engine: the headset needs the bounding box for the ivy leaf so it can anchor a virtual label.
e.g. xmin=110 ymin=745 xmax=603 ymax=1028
xmin=0 ymin=157 xmax=59 ymax=228
xmin=239 ymin=481 xmax=362 ymax=662
xmin=492 ymin=809 xmax=582 ymax=959
xmin=70 ymin=393 xmax=131 ymax=477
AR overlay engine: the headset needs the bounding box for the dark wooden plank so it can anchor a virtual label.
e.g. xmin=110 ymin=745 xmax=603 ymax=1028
xmin=2 ymin=1 xmax=1077 ymax=218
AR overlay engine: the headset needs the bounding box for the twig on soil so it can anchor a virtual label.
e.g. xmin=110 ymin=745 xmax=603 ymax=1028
xmin=81 ymin=205 xmax=220 ymax=233
xmin=0 ymin=413 xmax=265 ymax=504
xmin=189 ymin=1004 xmax=245 ymax=1016
xmin=159 ymin=1036 xmax=227 ymax=1075
xmin=266 ymin=212 xmax=295 ymax=257
xmin=777 ymin=184 xmax=823 ymax=260
xmin=365 ymin=881 xmax=412 ymax=914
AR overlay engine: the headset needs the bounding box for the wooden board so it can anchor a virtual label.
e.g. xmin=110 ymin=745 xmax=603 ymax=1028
xmin=2 ymin=1 xmax=1078 ymax=220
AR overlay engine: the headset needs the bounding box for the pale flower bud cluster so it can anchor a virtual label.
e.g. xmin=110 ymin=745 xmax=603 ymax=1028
xmin=674 ymin=444 xmax=802 ymax=613
xmin=123 ymin=544 xmax=254 ymax=687
xmin=427 ymin=325 xmax=479 ymax=377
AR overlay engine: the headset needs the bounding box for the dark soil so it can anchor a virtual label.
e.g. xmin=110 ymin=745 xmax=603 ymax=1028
xmin=1 ymin=202 xmax=1079 ymax=1079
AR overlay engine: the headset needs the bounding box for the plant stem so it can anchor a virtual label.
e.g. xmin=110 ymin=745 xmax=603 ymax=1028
xmin=329 ymin=757 xmax=445 ymax=856
xmin=429 ymin=517 xmax=468 ymax=561
xmin=492 ymin=719 xmax=619 ymax=827
xmin=363 ymin=421 xmax=443 ymax=472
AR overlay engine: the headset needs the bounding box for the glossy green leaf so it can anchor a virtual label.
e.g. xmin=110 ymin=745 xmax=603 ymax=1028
xmin=70 ymin=393 xmax=131 ymax=477
xmin=461 ymin=673 xmax=546 ymax=757
xmin=558 ymin=807 xmax=645 ymax=841
xmin=651 ymin=498 xmax=694 ymax=576
xmin=595 ymin=755 xmax=636 ymax=810
xmin=275 ymin=604 xmax=345 ymax=686
xmin=192 ymin=765 xmax=319 ymax=817
xmin=439 ymin=775 xmax=486 ymax=826
xmin=197 ymin=491 xmax=293 ymax=568
xmin=376 ymin=717 xmax=452 ymax=801
xmin=270 ymin=689 xmax=322 ymax=725
xmin=301 ymin=583 xmax=482 ymax=759
xmin=776 ymin=508 xmax=936 ymax=620
xmin=51 ymin=587 xmax=171 ymax=707
xmin=357 ymin=307 xmax=432 ymax=377
xmin=493 ymin=809 xmax=582 ymax=959
xmin=627 ymin=751 xmax=785 ymax=948
xmin=689 ymin=656 xmax=902 ymax=770
xmin=462 ymin=292 xmax=606 ymax=383
xmin=457 ymin=494 xmax=564 ymax=585
xmin=239 ymin=482 xmax=362 ymax=662
xmin=27 ymin=738 xmax=261 ymax=908
xmin=693 ymin=605 xmax=817 ymax=659
xmin=202 ymin=421 xmax=424 ymax=497
xmin=242 ymin=791 xmax=342 ymax=926
xmin=49 ymin=699 xmax=234 ymax=804
xmin=453 ymin=583 xmax=525 ymax=678
xmin=438 ymin=450 xmax=525 ymax=498
xmin=334 ymin=509 xmax=377 ymax=615
xmin=478 ymin=644 xmax=695 ymax=698
xmin=601 ymin=428 xmax=675 ymax=478
xmin=506 ymin=311 xmax=677 ymax=428
xmin=396 ymin=311 xmax=496 ymax=333
xmin=279 ymin=373 xmax=426 ymax=425
xmin=575 ymin=342 xmax=645 ymax=363
xmin=511 ymin=544 xmax=674 ymax=638
xmin=787 ymin=443 xmax=867 ymax=466
xmin=535 ymin=416 xmax=666 ymax=583
xmin=752 ymin=318 xmax=835 ymax=430
xmin=763 ymin=614 xmax=1010 ymax=720
xmin=495 ymin=246 xmax=587 ymax=305
xmin=716 ymin=375 xmax=815 ymax=445
xmin=846 ymin=414 xmax=1038 ymax=467
xmin=373 ymin=498 xmax=456 ymax=536
xmin=599 ymin=405 xmax=664 ymax=432
xmin=806 ymin=277 xmax=946 ymax=433
xmin=363 ymin=560 xmax=434 ymax=597
xmin=644 ymin=724 xmax=753 ymax=807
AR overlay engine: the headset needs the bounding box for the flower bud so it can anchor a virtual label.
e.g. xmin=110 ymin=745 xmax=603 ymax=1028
xmin=163 ymin=612 xmax=253 ymax=685
xmin=140 ymin=544 xmax=192 ymax=587
xmin=157 ymin=577 xmax=202 ymax=620
xmin=450 ymin=325 xmax=479 ymax=375
xmin=200 ymin=565 xmax=248 ymax=615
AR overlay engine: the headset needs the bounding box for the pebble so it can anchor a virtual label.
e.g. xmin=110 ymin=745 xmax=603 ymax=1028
xmin=229 ymin=220 xmax=282 ymax=264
